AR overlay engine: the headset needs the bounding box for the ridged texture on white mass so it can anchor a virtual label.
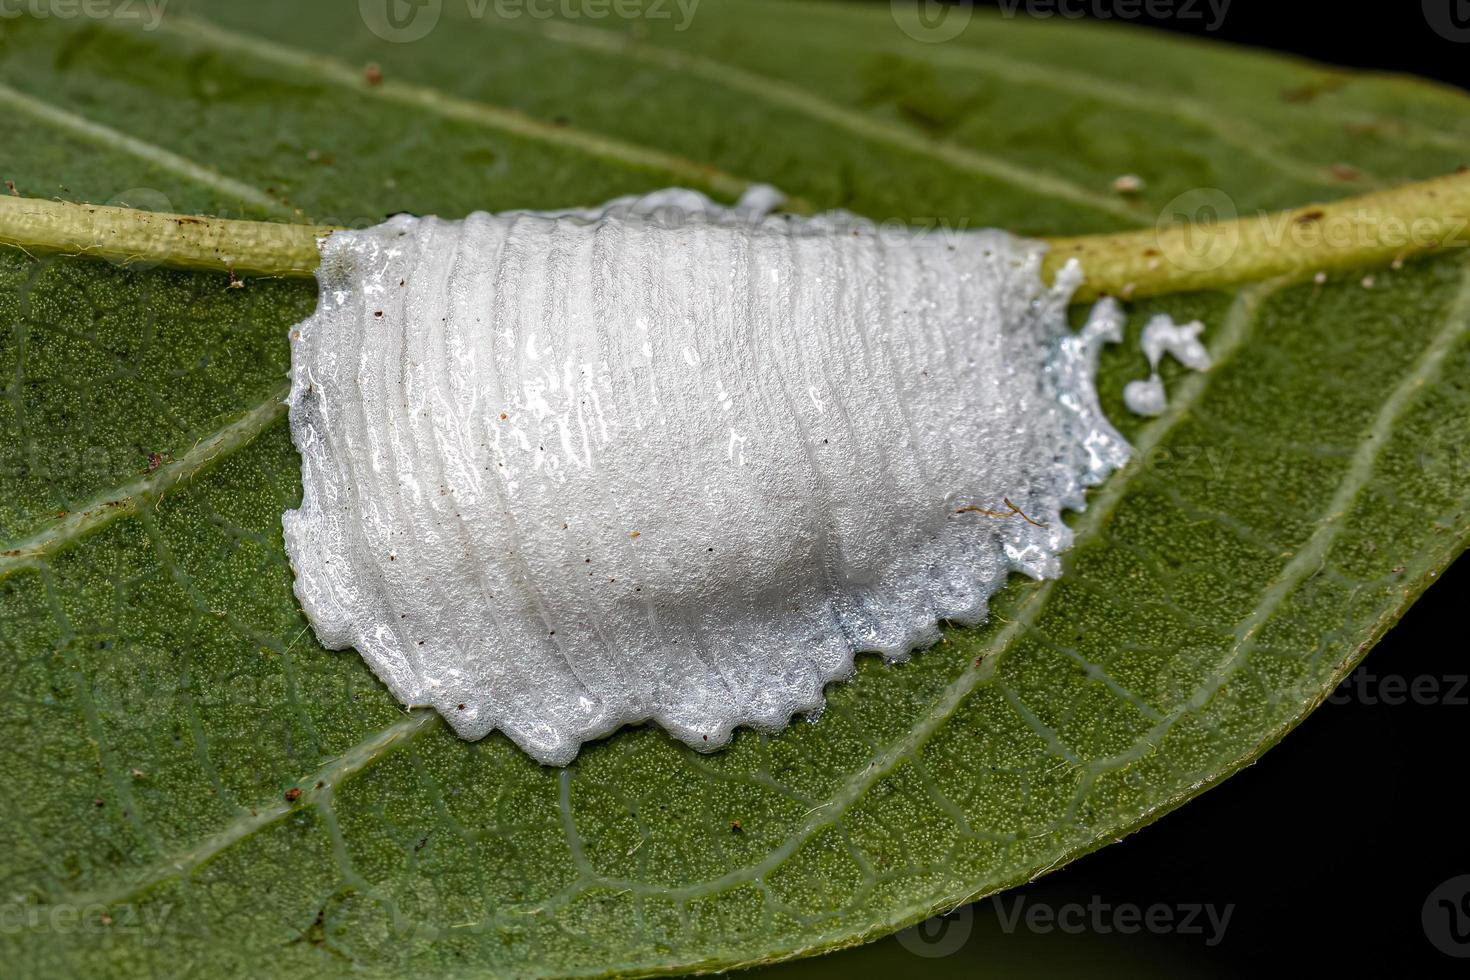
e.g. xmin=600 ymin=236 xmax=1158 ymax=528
xmin=282 ymin=188 xmax=1130 ymax=765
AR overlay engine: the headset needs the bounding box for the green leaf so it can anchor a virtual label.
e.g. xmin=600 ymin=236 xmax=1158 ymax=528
xmin=2 ymin=2 xmax=1467 ymax=976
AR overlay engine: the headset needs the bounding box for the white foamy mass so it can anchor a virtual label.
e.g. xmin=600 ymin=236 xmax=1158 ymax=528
xmin=282 ymin=187 xmax=1132 ymax=765
xmin=1123 ymin=314 xmax=1212 ymax=417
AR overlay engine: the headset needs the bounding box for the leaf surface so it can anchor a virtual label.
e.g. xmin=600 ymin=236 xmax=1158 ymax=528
xmin=1 ymin=2 xmax=1467 ymax=976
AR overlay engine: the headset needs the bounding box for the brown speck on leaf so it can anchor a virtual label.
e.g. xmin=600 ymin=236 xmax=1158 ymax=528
xmin=316 ymin=780 xmax=325 ymax=789
xmin=4 ymin=179 xmax=17 ymax=196
xmin=1295 ymin=209 xmax=1325 ymax=225
xmin=364 ymin=62 xmax=383 ymax=85
xmin=285 ymin=787 xmax=303 ymax=802
xmin=99 ymin=912 xmax=114 ymax=926
xmin=227 ymin=270 xmax=245 ymax=290
xmin=147 ymin=452 xmax=163 ymax=472
xmin=94 ymin=798 xmax=105 ymax=807
xmin=1330 ymin=163 xmax=1361 ymax=181
xmin=457 ymin=703 xmax=466 ymax=710
xmin=1281 ymin=77 xmax=1344 ymax=104
xmin=629 ymin=530 xmax=641 ymax=539
xmin=730 ymin=820 xmax=743 ymax=834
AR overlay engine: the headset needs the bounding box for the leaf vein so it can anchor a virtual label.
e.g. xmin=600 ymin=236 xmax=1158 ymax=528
xmin=0 ymin=81 xmax=295 ymax=218
xmin=141 ymin=15 xmax=786 ymax=210
xmin=0 ymin=383 xmax=289 ymax=580
xmin=532 ymin=19 xmax=1143 ymax=224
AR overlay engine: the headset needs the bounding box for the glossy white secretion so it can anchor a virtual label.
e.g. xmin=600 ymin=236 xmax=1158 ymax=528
xmin=282 ymin=187 xmax=1132 ymax=766
xmin=1122 ymin=314 xmax=1211 ymax=417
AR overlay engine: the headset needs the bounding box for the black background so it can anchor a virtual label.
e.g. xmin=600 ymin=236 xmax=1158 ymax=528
xmin=758 ymin=3 xmax=1469 ymax=977
xmin=1042 ymin=0 xmax=1470 ymax=86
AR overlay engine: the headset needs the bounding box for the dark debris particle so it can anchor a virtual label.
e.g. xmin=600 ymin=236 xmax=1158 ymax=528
xmin=146 ymin=452 xmax=163 ymax=472
xmin=730 ymin=820 xmax=743 ymax=834
xmin=284 ymin=787 xmax=303 ymax=802
xmin=364 ymin=62 xmax=383 ymax=85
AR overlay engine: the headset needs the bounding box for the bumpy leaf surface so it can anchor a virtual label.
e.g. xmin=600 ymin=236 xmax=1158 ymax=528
xmin=1 ymin=2 xmax=1467 ymax=976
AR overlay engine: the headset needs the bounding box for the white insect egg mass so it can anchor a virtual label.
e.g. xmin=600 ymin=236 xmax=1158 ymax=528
xmin=283 ymin=186 xmax=1134 ymax=766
